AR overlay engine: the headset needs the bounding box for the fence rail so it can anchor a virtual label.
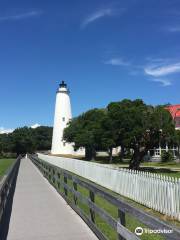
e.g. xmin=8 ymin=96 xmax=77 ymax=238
xmin=30 ymin=154 xmax=180 ymax=240
xmin=0 ymin=156 xmax=21 ymax=233
xmin=37 ymin=153 xmax=180 ymax=221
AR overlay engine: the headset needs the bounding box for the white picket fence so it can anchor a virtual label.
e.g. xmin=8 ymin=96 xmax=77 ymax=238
xmin=37 ymin=153 xmax=180 ymax=221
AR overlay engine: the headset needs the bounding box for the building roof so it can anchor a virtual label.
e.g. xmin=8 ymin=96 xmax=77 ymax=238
xmin=165 ymin=105 xmax=180 ymax=119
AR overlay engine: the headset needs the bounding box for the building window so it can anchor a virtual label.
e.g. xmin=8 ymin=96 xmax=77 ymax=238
xmin=63 ymin=142 xmax=66 ymax=146
xmin=62 ymin=117 xmax=65 ymax=122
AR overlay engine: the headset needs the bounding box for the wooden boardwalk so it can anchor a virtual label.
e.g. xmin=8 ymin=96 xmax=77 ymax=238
xmin=6 ymin=158 xmax=98 ymax=240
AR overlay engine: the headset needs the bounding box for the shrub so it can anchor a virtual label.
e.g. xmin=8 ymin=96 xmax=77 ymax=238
xmin=161 ymin=151 xmax=174 ymax=162
xmin=0 ymin=152 xmax=17 ymax=159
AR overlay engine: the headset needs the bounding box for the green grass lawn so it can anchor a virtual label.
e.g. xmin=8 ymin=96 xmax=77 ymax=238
xmin=135 ymin=164 xmax=180 ymax=178
xmin=0 ymin=158 xmax=15 ymax=178
xmin=92 ymin=156 xmax=180 ymax=167
xmin=141 ymin=162 xmax=180 ymax=168
xmin=75 ymin=184 xmax=165 ymax=240
xmin=92 ymin=158 xmax=180 ymax=178
xmin=140 ymin=169 xmax=180 ymax=178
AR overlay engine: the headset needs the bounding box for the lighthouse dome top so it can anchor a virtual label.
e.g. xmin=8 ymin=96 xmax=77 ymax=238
xmin=57 ymin=80 xmax=70 ymax=93
xmin=60 ymin=80 xmax=67 ymax=88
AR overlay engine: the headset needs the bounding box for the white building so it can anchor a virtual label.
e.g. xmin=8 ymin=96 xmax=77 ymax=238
xmin=51 ymin=81 xmax=74 ymax=155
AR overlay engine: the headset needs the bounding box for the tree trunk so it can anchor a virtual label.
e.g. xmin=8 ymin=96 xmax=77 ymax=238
xmin=129 ymin=147 xmax=146 ymax=170
xmin=85 ymin=147 xmax=91 ymax=161
xmin=119 ymin=145 xmax=124 ymax=162
xmin=85 ymin=146 xmax=96 ymax=161
xmin=109 ymin=148 xmax=113 ymax=164
xmin=91 ymin=147 xmax=96 ymax=161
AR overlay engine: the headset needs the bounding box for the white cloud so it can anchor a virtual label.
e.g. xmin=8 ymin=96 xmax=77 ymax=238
xmin=167 ymin=26 xmax=180 ymax=33
xmin=0 ymin=124 xmax=41 ymax=133
xmin=144 ymin=62 xmax=180 ymax=77
xmin=104 ymin=55 xmax=179 ymax=87
xmin=0 ymin=11 xmax=42 ymax=22
xmin=81 ymin=8 xmax=122 ymax=28
xmin=150 ymin=79 xmax=172 ymax=87
xmin=105 ymin=58 xmax=130 ymax=66
xmin=144 ymin=58 xmax=180 ymax=86
xmin=31 ymin=123 xmax=41 ymax=129
xmin=0 ymin=127 xmax=14 ymax=134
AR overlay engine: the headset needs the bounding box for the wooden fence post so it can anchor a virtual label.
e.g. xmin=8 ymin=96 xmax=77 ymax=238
xmin=73 ymin=181 xmax=78 ymax=205
xmin=50 ymin=167 xmax=53 ymax=183
xmin=89 ymin=190 xmax=95 ymax=223
xmin=64 ymin=174 xmax=68 ymax=196
xmin=48 ymin=167 xmax=51 ymax=180
xmin=52 ymin=169 xmax=55 ymax=185
xmin=57 ymin=172 xmax=61 ymax=189
xmin=118 ymin=209 xmax=126 ymax=240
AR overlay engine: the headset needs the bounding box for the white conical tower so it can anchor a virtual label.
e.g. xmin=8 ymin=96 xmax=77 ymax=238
xmin=51 ymin=81 xmax=74 ymax=155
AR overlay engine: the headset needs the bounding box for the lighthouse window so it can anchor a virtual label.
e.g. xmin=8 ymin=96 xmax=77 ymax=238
xmin=62 ymin=117 xmax=65 ymax=122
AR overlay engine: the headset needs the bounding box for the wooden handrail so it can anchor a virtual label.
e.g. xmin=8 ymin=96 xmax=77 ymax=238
xmin=0 ymin=156 xmax=21 ymax=228
xmin=29 ymin=154 xmax=180 ymax=240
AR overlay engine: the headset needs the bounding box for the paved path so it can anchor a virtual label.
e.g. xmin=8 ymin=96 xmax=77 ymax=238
xmin=7 ymin=158 xmax=98 ymax=240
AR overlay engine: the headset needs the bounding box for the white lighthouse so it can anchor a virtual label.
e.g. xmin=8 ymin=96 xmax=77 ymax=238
xmin=51 ymin=81 xmax=74 ymax=155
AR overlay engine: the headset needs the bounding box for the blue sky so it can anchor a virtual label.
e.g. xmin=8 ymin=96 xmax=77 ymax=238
xmin=0 ymin=0 xmax=180 ymax=132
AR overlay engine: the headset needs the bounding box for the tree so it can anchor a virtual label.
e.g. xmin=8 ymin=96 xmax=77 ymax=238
xmin=32 ymin=126 xmax=53 ymax=150
xmin=0 ymin=126 xmax=53 ymax=155
xmin=64 ymin=100 xmax=176 ymax=167
xmin=107 ymin=100 xmax=175 ymax=169
xmin=106 ymin=99 xmax=148 ymax=167
xmin=64 ymin=109 xmax=106 ymax=160
xmin=12 ymin=127 xmax=36 ymax=154
xmin=173 ymin=130 xmax=180 ymax=159
xmin=128 ymin=105 xmax=175 ymax=169
xmin=0 ymin=133 xmax=14 ymax=155
xmin=106 ymin=100 xmax=134 ymax=161
xmin=100 ymin=112 xmax=119 ymax=163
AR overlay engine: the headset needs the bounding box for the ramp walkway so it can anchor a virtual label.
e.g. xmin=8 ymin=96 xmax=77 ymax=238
xmin=6 ymin=158 xmax=98 ymax=240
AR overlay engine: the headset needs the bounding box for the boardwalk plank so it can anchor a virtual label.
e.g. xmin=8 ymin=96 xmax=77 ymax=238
xmin=6 ymin=158 xmax=98 ymax=240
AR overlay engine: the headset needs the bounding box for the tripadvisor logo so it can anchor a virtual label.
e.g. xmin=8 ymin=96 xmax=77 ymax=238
xmin=135 ymin=226 xmax=173 ymax=236
xmin=135 ymin=227 xmax=143 ymax=236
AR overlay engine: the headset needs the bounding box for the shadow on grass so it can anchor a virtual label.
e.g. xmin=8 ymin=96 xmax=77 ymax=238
xmin=139 ymin=167 xmax=178 ymax=173
xmin=119 ymin=165 xmax=179 ymax=174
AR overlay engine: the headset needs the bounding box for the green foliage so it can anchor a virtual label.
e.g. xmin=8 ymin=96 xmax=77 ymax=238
xmin=173 ymin=131 xmax=180 ymax=158
xmin=0 ymin=152 xmax=16 ymax=159
xmin=0 ymin=126 xmax=52 ymax=154
xmin=64 ymin=99 xmax=176 ymax=168
xmin=161 ymin=151 xmax=174 ymax=162
xmin=64 ymin=109 xmax=106 ymax=160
